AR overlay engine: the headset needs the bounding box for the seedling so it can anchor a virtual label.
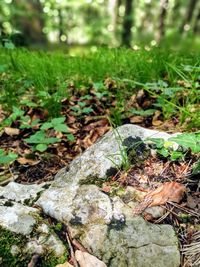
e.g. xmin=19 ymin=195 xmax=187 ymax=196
xmin=0 ymin=149 xmax=18 ymax=165
xmin=40 ymin=116 xmax=75 ymax=141
xmin=131 ymin=108 xmax=156 ymax=116
xmin=25 ymin=131 xmax=60 ymax=152
xmin=148 ymin=132 xmax=200 ymax=161
xmin=70 ymin=101 xmax=93 ymax=116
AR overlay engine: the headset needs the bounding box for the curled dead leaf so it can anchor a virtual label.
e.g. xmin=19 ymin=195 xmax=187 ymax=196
xmin=134 ymin=181 xmax=186 ymax=215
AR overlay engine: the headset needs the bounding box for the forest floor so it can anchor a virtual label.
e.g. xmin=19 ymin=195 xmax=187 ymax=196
xmin=0 ymin=46 xmax=200 ymax=266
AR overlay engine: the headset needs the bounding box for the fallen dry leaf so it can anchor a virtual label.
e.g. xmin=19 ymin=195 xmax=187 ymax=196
xmin=17 ymin=157 xmax=40 ymax=166
xmin=130 ymin=116 xmax=143 ymax=124
xmin=134 ymin=181 xmax=186 ymax=214
xmin=55 ymin=261 xmax=73 ymax=267
xmin=4 ymin=127 xmax=20 ymax=136
xmin=75 ymin=250 xmax=107 ymax=267
xmin=152 ymin=110 xmax=162 ymax=126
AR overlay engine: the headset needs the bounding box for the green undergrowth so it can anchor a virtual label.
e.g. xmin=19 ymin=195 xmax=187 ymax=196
xmin=0 ymin=220 xmax=68 ymax=267
xmin=0 ymin=227 xmax=28 ymax=267
xmin=0 ymin=46 xmax=199 ymax=165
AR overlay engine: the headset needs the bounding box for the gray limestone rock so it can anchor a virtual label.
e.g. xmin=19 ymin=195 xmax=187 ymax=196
xmin=0 ymin=202 xmax=38 ymax=235
xmin=0 ymin=181 xmax=46 ymax=204
xmin=36 ymin=124 xmax=180 ymax=267
xmin=37 ymin=185 xmax=180 ymax=267
xmin=0 ymin=201 xmax=66 ymax=263
xmin=0 ymin=124 xmax=180 ymax=267
xmin=53 ymin=124 xmax=176 ymax=187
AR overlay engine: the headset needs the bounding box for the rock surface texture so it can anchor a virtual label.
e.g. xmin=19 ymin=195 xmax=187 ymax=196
xmin=0 ymin=124 xmax=180 ymax=267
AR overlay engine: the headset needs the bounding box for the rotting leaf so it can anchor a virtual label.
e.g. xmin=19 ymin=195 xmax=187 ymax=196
xmin=133 ymin=181 xmax=186 ymax=215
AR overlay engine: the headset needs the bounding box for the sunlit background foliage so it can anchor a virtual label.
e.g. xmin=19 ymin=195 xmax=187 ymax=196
xmin=0 ymin=0 xmax=200 ymax=50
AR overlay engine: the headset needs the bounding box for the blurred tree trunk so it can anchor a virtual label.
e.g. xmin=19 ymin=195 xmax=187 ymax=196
xmin=58 ymin=8 xmax=64 ymax=43
xmin=13 ymin=0 xmax=46 ymax=46
xmin=157 ymin=0 xmax=169 ymax=42
xmin=138 ymin=1 xmax=153 ymax=35
xmin=121 ymin=0 xmax=133 ymax=47
xmin=180 ymin=0 xmax=198 ymax=33
xmin=193 ymin=8 xmax=200 ymax=33
xmin=172 ymin=0 xmax=181 ymax=21
xmin=108 ymin=0 xmax=121 ymax=44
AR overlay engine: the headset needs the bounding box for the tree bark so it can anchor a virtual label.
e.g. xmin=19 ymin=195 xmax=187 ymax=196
xmin=12 ymin=0 xmax=46 ymax=46
xmin=58 ymin=8 xmax=64 ymax=42
xmin=121 ymin=0 xmax=133 ymax=47
xmin=157 ymin=0 xmax=169 ymax=41
xmin=180 ymin=0 xmax=198 ymax=33
xmin=193 ymin=8 xmax=200 ymax=34
xmin=172 ymin=0 xmax=181 ymax=22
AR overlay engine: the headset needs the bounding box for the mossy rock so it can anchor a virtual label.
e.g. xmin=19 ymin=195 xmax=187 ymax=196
xmin=0 ymin=226 xmax=68 ymax=267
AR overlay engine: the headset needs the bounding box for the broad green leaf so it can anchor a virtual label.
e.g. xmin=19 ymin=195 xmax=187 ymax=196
xmin=192 ymin=159 xmax=200 ymax=175
xmin=94 ymin=92 xmax=107 ymax=99
xmin=82 ymin=107 xmax=93 ymax=114
xmin=93 ymin=82 xmax=105 ymax=90
xmin=78 ymin=101 xmax=86 ymax=107
xmin=41 ymin=122 xmax=53 ymax=130
xmin=36 ymin=144 xmax=48 ymax=152
xmin=25 ymin=131 xmax=60 ymax=144
xmin=0 ymin=152 xmax=18 ymax=164
xmin=131 ymin=108 xmax=156 ymax=116
xmin=45 ymin=137 xmax=60 ymax=144
xmin=31 ymin=119 xmax=40 ymax=126
xmin=147 ymin=138 xmax=164 ymax=149
xmin=169 ymin=133 xmax=200 ymax=153
xmin=67 ymin=133 xmax=75 ymax=142
xmin=54 ymin=124 xmax=69 ymax=133
xmin=170 ymin=151 xmax=184 ymax=161
xmin=20 ymin=99 xmax=37 ymax=107
xmin=157 ymin=148 xmax=169 ymax=157
xmin=37 ymin=91 xmax=50 ymax=97
xmin=11 ymin=107 xmax=25 ymax=119
xmin=71 ymin=106 xmax=80 ymax=112
xmin=25 ymin=131 xmax=46 ymax=144
xmin=51 ymin=117 xmax=66 ymax=125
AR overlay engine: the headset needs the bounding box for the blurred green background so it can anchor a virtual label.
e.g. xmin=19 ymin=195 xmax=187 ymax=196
xmin=0 ymin=0 xmax=200 ymax=53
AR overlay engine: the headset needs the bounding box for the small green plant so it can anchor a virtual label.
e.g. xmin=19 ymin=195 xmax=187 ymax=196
xmin=25 ymin=131 xmax=60 ymax=152
xmin=148 ymin=132 xmax=200 ymax=161
xmin=2 ymin=106 xmax=25 ymax=127
xmin=0 ymin=149 xmax=18 ymax=165
xmin=192 ymin=159 xmax=200 ymax=175
xmin=70 ymin=101 xmax=93 ymax=116
xmin=169 ymin=133 xmax=200 ymax=153
xmin=130 ymin=108 xmax=156 ymax=117
xmin=147 ymin=137 xmax=185 ymax=161
xmin=40 ymin=116 xmax=75 ymax=141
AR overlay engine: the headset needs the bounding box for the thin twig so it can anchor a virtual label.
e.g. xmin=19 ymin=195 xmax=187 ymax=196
xmin=65 ymin=227 xmax=79 ymax=267
xmin=168 ymin=201 xmax=200 ymax=217
xmin=154 ymin=210 xmax=170 ymax=223
xmin=27 ymin=254 xmax=40 ymax=267
xmin=72 ymin=239 xmax=89 ymax=253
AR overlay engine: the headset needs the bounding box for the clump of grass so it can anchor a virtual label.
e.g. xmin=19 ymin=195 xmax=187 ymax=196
xmin=0 ymin=46 xmax=199 ymax=128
